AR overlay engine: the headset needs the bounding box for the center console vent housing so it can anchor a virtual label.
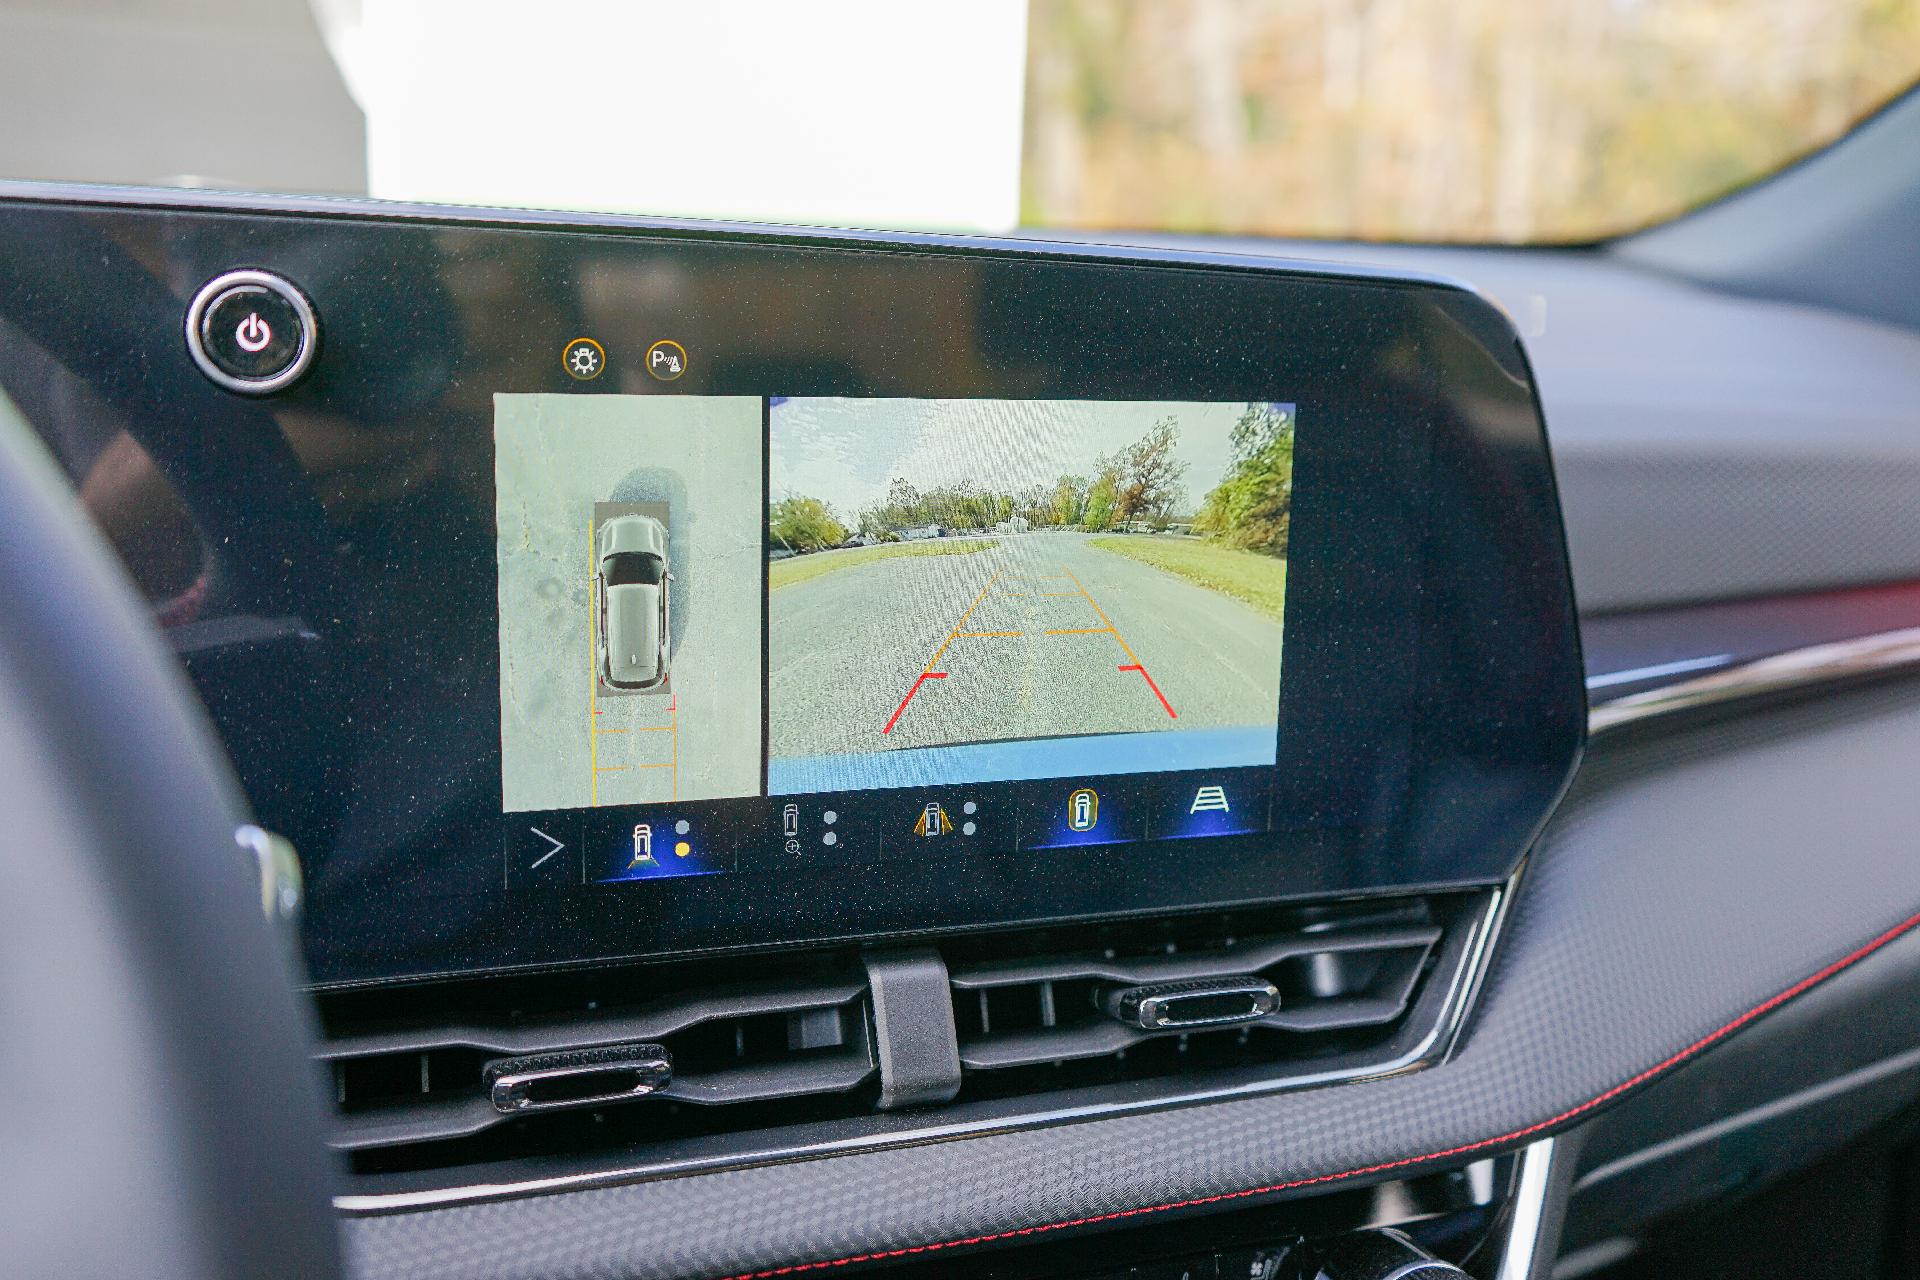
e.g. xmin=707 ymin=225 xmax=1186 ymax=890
xmin=940 ymin=896 xmax=1477 ymax=1106
xmin=947 ymin=912 xmax=1444 ymax=1099
xmin=318 ymin=890 xmax=1502 ymax=1208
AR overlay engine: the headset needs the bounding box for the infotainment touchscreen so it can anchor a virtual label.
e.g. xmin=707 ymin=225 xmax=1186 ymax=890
xmin=0 ymin=194 xmax=1585 ymax=986
xmin=493 ymin=393 xmax=1295 ymax=875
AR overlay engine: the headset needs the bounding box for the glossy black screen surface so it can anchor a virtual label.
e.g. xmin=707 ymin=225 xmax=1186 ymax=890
xmin=0 ymin=190 xmax=1584 ymax=986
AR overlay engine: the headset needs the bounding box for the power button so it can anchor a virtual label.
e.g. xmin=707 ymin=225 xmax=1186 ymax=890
xmin=185 ymin=269 xmax=318 ymax=395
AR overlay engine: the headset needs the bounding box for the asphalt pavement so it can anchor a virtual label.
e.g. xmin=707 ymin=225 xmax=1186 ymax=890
xmin=768 ymin=533 xmax=1284 ymax=761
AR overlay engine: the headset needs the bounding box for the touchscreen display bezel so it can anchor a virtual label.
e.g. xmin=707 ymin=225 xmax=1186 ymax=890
xmin=0 ymin=193 xmax=1587 ymax=989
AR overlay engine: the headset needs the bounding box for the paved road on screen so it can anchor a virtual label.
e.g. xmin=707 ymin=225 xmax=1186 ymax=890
xmin=768 ymin=533 xmax=1283 ymax=760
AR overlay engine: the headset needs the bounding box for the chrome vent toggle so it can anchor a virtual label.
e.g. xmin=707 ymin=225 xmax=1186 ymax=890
xmin=484 ymin=1042 xmax=672 ymax=1115
xmin=1105 ymin=976 xmax=1280 ymax=1030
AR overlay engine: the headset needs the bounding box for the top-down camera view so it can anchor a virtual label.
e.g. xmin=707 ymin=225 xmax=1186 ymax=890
xmin=3 ymin=3 xmax=1918 ymax=1280
xmin=493 ymin=394 xmax=763 ymax=811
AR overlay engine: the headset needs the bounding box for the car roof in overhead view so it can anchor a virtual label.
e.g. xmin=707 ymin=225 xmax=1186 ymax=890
xmin=601 ymin=512 xmax=667 ymax=560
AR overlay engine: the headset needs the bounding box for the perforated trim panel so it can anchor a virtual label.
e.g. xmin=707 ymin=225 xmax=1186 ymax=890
xmin=344 ymin=681 xmax=1920 ymax=1280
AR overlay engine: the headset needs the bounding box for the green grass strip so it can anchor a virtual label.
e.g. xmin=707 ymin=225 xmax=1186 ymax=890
xmin=1087 ymin=536 xmax=1287 ymax=622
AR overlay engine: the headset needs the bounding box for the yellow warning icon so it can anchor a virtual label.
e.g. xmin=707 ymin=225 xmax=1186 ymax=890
xmin=912 ymin=802 xmax=953 ymax=838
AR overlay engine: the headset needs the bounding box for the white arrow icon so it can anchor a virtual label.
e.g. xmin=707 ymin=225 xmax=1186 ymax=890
xmin=527 ymin=826 xmax=565 ymax=868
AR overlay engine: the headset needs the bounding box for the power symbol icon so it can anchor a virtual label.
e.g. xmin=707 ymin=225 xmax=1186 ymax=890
xmin=187 ymin=271 xmax=316 ymax=394
xmin=234 ymin=311 xmax=272 ymax=353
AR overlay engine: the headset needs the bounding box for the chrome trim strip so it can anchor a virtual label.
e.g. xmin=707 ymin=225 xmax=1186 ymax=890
xmin=1584 ymin=653 xmax=1731 ymax=691
xmin=1573 ymin=1039 xmax=1920 ymax=1194
xmin=1589 ymin=625 xmax=1920 ymax=734
xmin=1493 ymin=1138 xmax=1559 ymax=1280
xmin=1110 ymin=977 xmax=1281 ymax=1030
xmin=332 ymin=885 xmax=1513 ymax=1214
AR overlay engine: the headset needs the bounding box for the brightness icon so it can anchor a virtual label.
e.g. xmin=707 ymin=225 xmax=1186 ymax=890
xmin=563 ymin=337 xmax=606 ymax=381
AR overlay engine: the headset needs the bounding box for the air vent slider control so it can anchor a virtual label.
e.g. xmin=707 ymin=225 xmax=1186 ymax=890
xmin=484 ymin=1043 xmax=673 ymax=1115
xmin=1105 ymin=976 xmax=1280 ymax=1030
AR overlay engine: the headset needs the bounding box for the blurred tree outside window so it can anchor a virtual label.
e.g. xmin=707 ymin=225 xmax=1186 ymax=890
xmin=1022 ymin=0 xmax=1920 ymax=242
xmin=0 ymin=0 xmax=1915 ymax=243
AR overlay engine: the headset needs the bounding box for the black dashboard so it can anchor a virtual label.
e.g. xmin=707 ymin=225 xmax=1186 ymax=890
xmin=6 ymin=177 xmax=1920 ymax=1280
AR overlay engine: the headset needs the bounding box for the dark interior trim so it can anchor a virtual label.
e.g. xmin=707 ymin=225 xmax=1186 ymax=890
xmin=711 ymin=906 xmax=1920 ymax=1279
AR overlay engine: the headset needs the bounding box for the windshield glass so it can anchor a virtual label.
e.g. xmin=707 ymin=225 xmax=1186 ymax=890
xmin=1 ymin=0 xmax=1916 ymax=242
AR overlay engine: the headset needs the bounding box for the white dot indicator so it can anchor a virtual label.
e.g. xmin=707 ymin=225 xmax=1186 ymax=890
xmin=962 ymin=822 xmax=977 ymax=836
xmin=675 ymin=819 xmax=690 ymax=835
xmin=822 ymin=831 xmax=839 ymax=847
xmin=963 ymin=801 xmax=977 ymax=815
xmin=823 ymin=810 xmax=838 ymax=825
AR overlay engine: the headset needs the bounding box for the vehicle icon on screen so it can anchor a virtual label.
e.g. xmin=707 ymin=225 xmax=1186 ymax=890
xmin=597 ymin=514 xmax=672 ymax=691
xmin=913 ymin=802 xmax=952 ymax=837
xmin=1068 ymin=788 xmax=1099 ymax=832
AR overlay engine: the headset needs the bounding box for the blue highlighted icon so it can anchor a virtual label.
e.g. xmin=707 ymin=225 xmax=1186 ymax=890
xmin=596 ymin=813 xmax=733 ymax=883
xmin=1067 ymin=788 xmax=1099 ymax=831
xmin=1023 ymin=783 xmax=1142 ymax=851
xmin=1147 ymin=776 xmax=1270 ymax=841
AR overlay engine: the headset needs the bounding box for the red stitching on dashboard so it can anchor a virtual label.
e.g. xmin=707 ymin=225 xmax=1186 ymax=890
xmin=715 ymin=907 xmax=1920 ymax=1280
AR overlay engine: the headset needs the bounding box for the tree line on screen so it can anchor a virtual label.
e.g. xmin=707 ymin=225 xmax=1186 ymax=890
xmin=769 ymin=404 xmax=1294 ymax=555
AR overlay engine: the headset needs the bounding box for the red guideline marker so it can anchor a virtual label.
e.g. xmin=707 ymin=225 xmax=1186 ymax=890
xmin=883 ymin=671 xmax=948 ymax=734
xmin=1119 ymin=664 xmax=1176 ymax=719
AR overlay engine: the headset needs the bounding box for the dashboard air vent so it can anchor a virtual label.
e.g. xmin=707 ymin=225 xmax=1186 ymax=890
xmin=319 ymin=892 xmax=1498 ymax=1205
xmin=319 ymin=967 xmax=875 ymax=1168
xmin=946 ymin=905 xmax=1445 ymax=1099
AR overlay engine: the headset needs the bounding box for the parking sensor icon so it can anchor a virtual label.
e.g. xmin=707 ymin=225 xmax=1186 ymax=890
xmin=646 ymin=339 xmax=688 ymax=381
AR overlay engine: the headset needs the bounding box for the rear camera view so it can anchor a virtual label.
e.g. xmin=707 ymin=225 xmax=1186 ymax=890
xmin=768 ymin=398 xmax=1292 ymax=793
xmin=494 ymin=394 xmax=763 ymax=813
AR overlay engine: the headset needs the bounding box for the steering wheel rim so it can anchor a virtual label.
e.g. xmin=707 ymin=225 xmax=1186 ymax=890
xmin=0 ymin=393 xmax=339 ymax=1279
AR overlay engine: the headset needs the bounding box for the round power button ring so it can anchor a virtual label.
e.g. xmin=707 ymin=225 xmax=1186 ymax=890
xmin=185 ymin=269 xmax=319 ymax=395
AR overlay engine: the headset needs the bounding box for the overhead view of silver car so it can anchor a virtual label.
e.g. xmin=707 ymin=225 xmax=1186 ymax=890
xmin=597 ymin=514 xmax=671 ymax=691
